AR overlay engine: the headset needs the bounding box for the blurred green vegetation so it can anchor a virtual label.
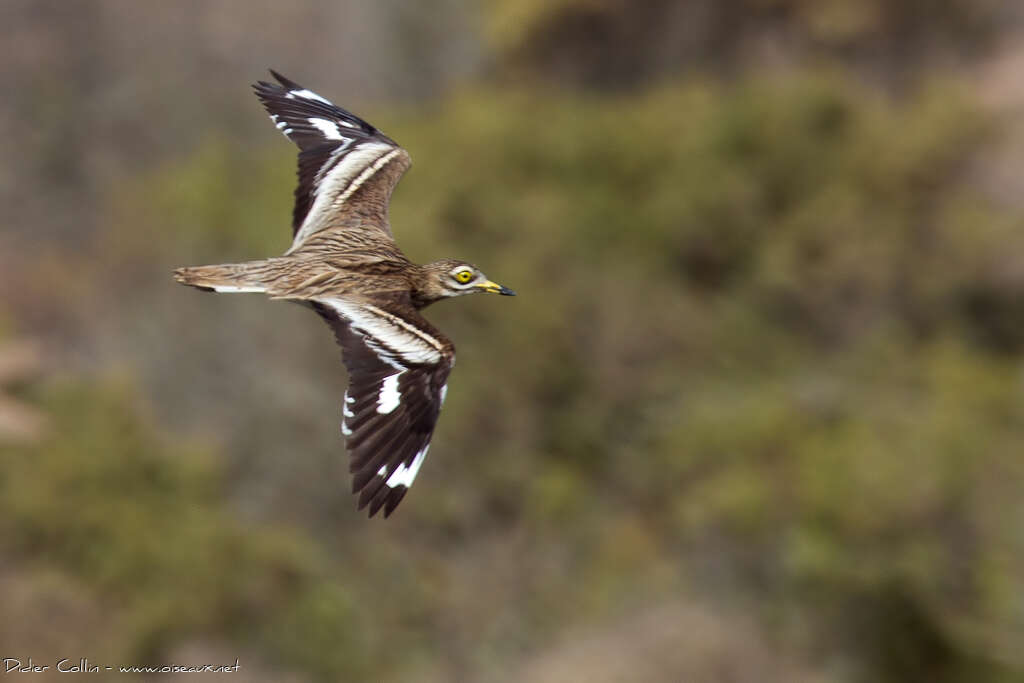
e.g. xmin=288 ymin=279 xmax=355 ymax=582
xmin=0 ymin=379 xmax=379 ymax=679
xmin=4 ymin=70 xmax=1017 ymax=680
xmin=485 ymin=0 xmax=1006 ymax=88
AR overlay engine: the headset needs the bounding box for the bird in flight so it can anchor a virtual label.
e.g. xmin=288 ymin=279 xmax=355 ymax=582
xmin=174 ymin=71 xmax=515 ymax=518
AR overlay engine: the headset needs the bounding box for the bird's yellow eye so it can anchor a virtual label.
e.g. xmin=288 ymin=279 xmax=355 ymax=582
xmin=455 ymin=270 xmax=473 ymax=284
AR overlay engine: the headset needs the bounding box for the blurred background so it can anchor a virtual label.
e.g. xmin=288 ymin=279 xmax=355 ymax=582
xmin=2 ymin=0 xmax=1024 ymax=680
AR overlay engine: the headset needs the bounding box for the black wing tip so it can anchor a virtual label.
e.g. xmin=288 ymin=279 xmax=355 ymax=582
xmin=382 ymin=486 xmax=408 ymax=517
xmin=269 ymin=68 xmax=301 ymax=89
xmin=351 ymin=467 xmax=376 ymax=494
xmin=354 ymin=476 xmax=409 ymax=518
xmin=370 ymin=485 xmax=408 ymax=518
xmin=250 ymin=71 xmax=390 ymax=145
xmin=251 ymin=69 xmax=302 ymax=100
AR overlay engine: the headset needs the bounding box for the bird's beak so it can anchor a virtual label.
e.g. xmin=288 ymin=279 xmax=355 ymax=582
xmin=476 ymin=280 xmax=516 ymax=296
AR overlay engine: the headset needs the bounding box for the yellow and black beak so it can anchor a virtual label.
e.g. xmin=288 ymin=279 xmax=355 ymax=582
xmin=476 ymin=280 xmax=516 ymax=296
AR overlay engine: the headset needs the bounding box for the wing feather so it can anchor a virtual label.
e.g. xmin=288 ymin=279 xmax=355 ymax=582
xmin=253 ymin=71 xmax=411 ymax=253
xmin=310 ymin=299 xmax=453 ymax=518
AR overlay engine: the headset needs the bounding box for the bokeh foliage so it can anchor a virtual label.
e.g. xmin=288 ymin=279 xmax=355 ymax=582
xmin=486 ymin=0 xmax=1007 ymax=88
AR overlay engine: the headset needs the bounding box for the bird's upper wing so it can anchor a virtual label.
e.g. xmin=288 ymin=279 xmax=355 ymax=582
xmin=311 ymin=297 xmax=454 ymax=518
xmin=253 ymin=70 xmax=411 ymax=254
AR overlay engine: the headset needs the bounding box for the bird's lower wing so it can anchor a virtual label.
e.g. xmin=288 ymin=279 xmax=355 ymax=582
xmin=310 ymin=298 xmax=453 ymax=517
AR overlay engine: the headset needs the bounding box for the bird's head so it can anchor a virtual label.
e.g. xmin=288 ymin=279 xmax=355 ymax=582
xmin=416 ymin=258 xmax=515 ymax=306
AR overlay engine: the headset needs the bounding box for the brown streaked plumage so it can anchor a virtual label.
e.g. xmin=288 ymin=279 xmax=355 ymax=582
xmin=173 ymin=70 xmax=514 ymax=518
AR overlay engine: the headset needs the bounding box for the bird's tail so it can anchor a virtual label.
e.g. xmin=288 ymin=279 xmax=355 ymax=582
xmin=173 ymin=261 xmax=272 ymax=294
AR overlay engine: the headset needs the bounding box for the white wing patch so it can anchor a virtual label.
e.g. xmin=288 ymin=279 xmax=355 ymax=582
xmin=211 ymin=284 xmax=266 ymax=293
xmin=386 ymin=445 xmax=429 ymax=489
xmin=286 ymin=88 xmax=332 ymax=105
xmin=270 ymin=115 xmax=292 ymax=135
xmin=308 ymin=117 xmax=349 ymax=141
xmin=377 ymin=372 xmax=404 ymax=414
xmin=341 ymin=391 xmax=354 ymax=435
